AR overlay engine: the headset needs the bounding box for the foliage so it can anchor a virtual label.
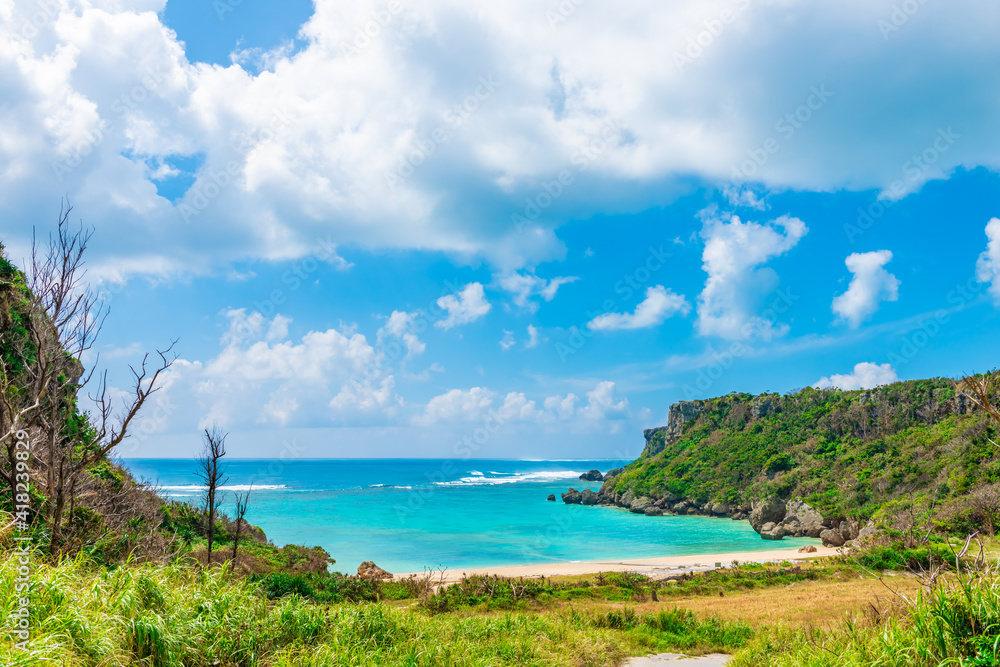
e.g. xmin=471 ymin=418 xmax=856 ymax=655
xmin=610 ymin=377 xmax=999 ymax=531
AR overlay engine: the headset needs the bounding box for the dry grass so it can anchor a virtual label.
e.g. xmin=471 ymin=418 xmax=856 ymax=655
xmin=554 ymin=573 xmax=922 ymax=628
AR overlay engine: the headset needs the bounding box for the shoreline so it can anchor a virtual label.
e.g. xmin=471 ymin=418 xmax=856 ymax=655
xmin=398 ymin=545 xmax=841 ymax=582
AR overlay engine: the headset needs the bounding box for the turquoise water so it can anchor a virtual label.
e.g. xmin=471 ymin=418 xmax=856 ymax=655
xmin=123 ymin=459 xmax=817 ymax=574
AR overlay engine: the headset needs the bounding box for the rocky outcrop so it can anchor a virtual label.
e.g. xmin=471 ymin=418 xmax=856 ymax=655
xmin=820 ymin=528 xmax=845 ymax=547
xmin=642 ymin=401 xmax=705 ymax=457
xmin=798 ymin=545 xmax=818 ymax=553
xmin=546 ymin=494 xmax=556 ymax=501
xmin=751 ymin=395 xmax=781 ymax=420
xmin=781 ymin=498 xmax=825 ymax=538
xmin=760 ymin=522 xmax=786 ymax=540
xmin=580 ymin=489 xmax=599 ymax=506
xmin=579 ymin=469 xmax=604 ymax=482
xmin=561 ymin=488 xmax=582 ymax=504
xmin=750 ymin=498 xmax=786 ymax=532
xmin=358 ymin=561 xmax=393 ymax=580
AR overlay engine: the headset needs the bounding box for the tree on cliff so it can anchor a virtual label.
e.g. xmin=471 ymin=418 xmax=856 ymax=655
xmin=0 ymin=205 xmax=176 ymax=551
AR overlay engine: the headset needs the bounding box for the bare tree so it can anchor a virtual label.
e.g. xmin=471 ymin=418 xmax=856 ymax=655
xmin=0 ymin=204 xmax=176 ymax=552
xmin=961 ymin=373 xmax=1000 ymax=442
xmin=231 ymin=484 xmax=252 ymax=562
xmin=197 ymin=427 xmax=228 ymax=565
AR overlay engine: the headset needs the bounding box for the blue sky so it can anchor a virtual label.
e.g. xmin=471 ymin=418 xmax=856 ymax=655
xmin=1 ymin=0 xmax=999 ymax=458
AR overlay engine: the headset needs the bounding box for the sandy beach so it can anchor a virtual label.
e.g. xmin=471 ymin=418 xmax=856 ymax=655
xmin=401 ymin=545 xmax=841 ymax=582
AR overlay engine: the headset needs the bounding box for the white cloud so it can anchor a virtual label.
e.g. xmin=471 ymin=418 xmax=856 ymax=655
xmin=499 ymin=329 xmax=516 ymax=350
xmin=3 ymin=1 xmax=998 ymax=279
xmin=832 ymin=250 xmax=900 ymax=328
xmin=416 ymin=387 xmax=496 ymax=424
xmin=156 ymin=313 xmax=401 ymax=429
xmin=525 ymin=324 xmax=540 ymax=348
xmin=416 ymin=381 xmax=626 ymax=425
xmin=378 ymin=310 xmax=426 ymax=357
xmin=814 ymin=362 xmax=899 ymax=391
xmin=696 ymin=215 xmax=808 ymax=340
xmin=579 ymin=381 xmax=630 ymax=420
xmin=435 ymin=283 xmax=492 ymax=330
xmin=496 ymin=272 xmax=578 ymax=311
xmin=588 ymin=285 xmax=690 ymax=331
xmin=976 ymin=218 xmax=1000 ymax=303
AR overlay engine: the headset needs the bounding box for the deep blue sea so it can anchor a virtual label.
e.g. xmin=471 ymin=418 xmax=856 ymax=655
xmin=122 ymin=459 xmax=816 ymax=574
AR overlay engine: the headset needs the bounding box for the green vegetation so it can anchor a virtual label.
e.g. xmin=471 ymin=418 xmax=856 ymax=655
xmin=0 ymin=549 xmax=766 ymax=666
xmin=732 ymin=569 xmax=1000 ymax=667
xmin=610 ymin=379 xmax=998 ymax=528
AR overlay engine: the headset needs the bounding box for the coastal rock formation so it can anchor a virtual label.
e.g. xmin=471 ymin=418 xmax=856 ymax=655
xmin=750 ymin=498 xmax=786 ymax=532
xmin=579 ymin=469 xmax=604 ymax=482
xmin=781 ymin=498 xmax=825 ymax=538
xmin=642 ymin=400 xmax=705 ymax=457
xmin=820 ymin=528 xmax=846 ymax=547
xmin=546 ymin=494 xmax=556 ymax=501
xmin=644 ymin=507 xmax=664 ymax=516
xmin=581 ymin=489 xmax=599 ymax=505
xmin=798 ymin=545 xmax=818 ymax=553
xmin=358 ymin=561 xmax=393 ymax=581
xmin=760 ymin=522 xmax=786 ymax=540
xmin=561 ymin=488 xmax=582 ymax=504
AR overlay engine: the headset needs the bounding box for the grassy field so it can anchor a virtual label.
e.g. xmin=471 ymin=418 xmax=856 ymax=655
xmin=9 ymin=546 xmax=990 ymax=667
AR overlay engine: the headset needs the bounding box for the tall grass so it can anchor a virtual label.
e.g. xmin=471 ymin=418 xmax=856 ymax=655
xmin=0 ymin=550 xmax=664 ymax=666
xmin=731 ymin=570 xmax=1000 ymax=666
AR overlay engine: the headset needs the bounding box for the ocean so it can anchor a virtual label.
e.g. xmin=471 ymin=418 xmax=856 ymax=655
xmin=122 ymin=459 xmax=816 ymax=574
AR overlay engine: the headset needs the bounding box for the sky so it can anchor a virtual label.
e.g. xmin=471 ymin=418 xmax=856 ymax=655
xmin=1 ymin=0 xmax=999 ymax=459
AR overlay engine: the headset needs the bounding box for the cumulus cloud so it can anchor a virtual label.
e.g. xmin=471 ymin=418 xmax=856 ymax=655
xmin=378 ymin=310 xmax=426 ymax=358
xmin=588 ymin=285 xmax=690 ymax=331
xmin=415 ymin=381 xmax=627 ymax=425
xmin=2 ymin=1 xmax=998 ymax=279
xmin=814 ymin=362 xmax=899 ymax=391
xmin=154 ymin=312 xmax=401 ymax=429
xmin=976 ymin=218 xmax=1000 ymax=302
xmin=499 ymin=330 xmax=516 ymax=350
xmin=435 ymin=283 xmax=492 ymax=330
xmin=832 ymin=250 xmax=900 ymax=328
xmin=496 ymin=272 xmax=578 ymax=311
xmin=696 ymin=215 xmax=808 ymax=340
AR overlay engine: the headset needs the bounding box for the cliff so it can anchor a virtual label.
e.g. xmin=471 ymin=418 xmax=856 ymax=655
xmin=587 ymin=376 xmax=996 ymax=546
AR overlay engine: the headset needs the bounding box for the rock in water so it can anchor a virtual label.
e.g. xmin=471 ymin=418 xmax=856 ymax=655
xmin=759 ymin=522 xmax=786 ymax=540
xmin=546 ymin=494 xmax=556 ymax=501
xmin=561 ymin=488 xmax=583 ymax=504
xmin=579 ymin=469 xmax=604 ymax=481
xmin=358 ymin=561 xmax=393 ymax=580
xmin=580 ymin=489 xmax=599 ymax=505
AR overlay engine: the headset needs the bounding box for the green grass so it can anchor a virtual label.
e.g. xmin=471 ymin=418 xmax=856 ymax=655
xmin=0 ymin=550 xmax=757 ymax=666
